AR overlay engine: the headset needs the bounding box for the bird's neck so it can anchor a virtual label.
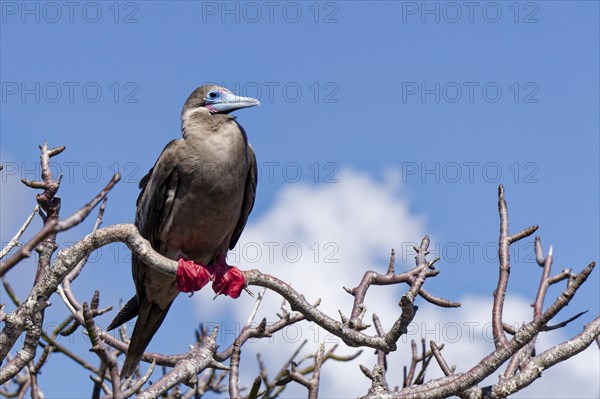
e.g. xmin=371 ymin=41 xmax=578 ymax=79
xmin=181 ymin=108 xmax=232 ymax=139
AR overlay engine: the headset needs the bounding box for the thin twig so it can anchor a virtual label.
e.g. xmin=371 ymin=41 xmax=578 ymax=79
xmin=0 ymin=205 xmax=39 ymax=260
xmin=246 ymin=287 xmax=267 ymax=326
xmin=430 ymin=341 xmax=452 ymax=376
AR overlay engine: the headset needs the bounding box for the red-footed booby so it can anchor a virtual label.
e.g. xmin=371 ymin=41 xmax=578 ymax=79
xmin=108 ymin=85 xmax=259 ymax=378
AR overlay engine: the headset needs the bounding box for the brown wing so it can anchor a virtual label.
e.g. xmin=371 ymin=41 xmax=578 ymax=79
xmin=135 ymin=140 xmax=179 ymax=246
xmin=108 ymin=140 xmax=180 ymax=329
xmin=114 ymin=139 xmax=182 ymax=377
xmin=229 ymin=144 xmax=257 ymax=250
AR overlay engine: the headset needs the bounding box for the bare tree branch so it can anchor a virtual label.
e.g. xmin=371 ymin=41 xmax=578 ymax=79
xmin=493 ymin=185 xmax=539 ymax=350
xmin=136 ymin=327 xmax=227 ymax=399
xmin=359 ymin=186 xmax=597 ymax=399
xmin=0 ymin=173 xmax=120 ymax=278
xmin=430 ymin=341 xmax=453 ymax=377
xmin=490 ymin=316 xmax=600 ymax=397
xmin=82 ymin=302 xmax=123 ymax=399
xmin=275 ymin=343 xmax=325 ymax=399
xmin=1 ymin=145 xmax=596 ymax=398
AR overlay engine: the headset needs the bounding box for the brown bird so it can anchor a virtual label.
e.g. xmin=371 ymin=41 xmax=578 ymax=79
xmin=108 ymin=85 xmax=259 ymax=377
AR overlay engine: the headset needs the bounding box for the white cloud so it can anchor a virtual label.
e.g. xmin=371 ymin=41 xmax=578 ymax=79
xmin=195 ymin=168 xmax=599 ymax=398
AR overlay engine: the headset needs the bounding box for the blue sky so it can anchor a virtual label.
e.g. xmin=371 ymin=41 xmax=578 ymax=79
xmin=1 ymin=1 xmax=598 ymax=398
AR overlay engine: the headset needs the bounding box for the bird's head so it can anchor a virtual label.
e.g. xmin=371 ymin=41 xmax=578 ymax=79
xmin=182 ymin=85 xmax=260 ymax=119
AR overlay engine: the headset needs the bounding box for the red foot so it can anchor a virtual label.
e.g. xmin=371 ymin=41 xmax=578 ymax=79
xmin=176 ymin=258 xmax=211 ymax=293
xmin=207 ymin=254 xmax=245 ymax=299
xmin=176 ymin=255 xmax=245 ymax=298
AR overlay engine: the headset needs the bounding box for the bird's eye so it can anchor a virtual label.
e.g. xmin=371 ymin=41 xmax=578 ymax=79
xmin=208 ymin=91 xmax=219 ymax=99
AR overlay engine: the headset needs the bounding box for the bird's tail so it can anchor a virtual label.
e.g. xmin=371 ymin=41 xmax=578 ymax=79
xmin=120 ymin=300 xmax=173 ymax=378
xmin=107 ymin=295 xmax=139 ymax=331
